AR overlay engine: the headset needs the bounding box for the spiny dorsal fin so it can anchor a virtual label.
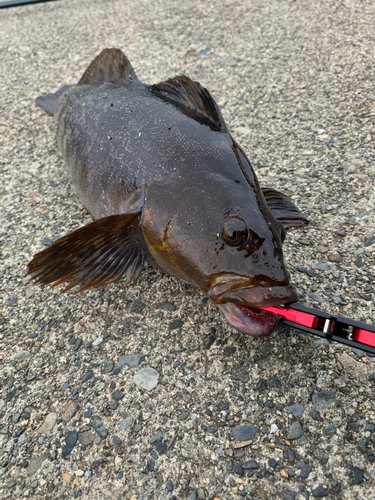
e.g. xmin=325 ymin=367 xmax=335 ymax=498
xmin=27 ymin=212 xmax=145 ymax=293
xmin=79 ymin=48 xmax=139 ymax=86
xmin=262 ymin=187 xmax=310 ymax=230
xmin=151 ymin=76 xmax=227 ymax=132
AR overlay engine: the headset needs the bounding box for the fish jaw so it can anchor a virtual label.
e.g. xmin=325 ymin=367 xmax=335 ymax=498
xmin=208 ymin=279 xmax=298 ymax=337
xmin=218 ymin=303 xmax=280 ymax=337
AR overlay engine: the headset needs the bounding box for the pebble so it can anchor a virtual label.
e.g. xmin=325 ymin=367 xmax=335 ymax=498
xmin=358 ymin=439 xmax=367 ymax=453
xmin=328 ymin=254 xmax=342 ymax=262
xmin=232 ymin=425 xmax=258 ymax=441
xmin=103 ymin=360 xmax=114 ymax=373
xmin=296 ymin=460 xmax=312 ymax=479
xmin=281 ymin=491 xmax=297 ymax=500
xmin=336 ymin=352 xmax=368 ymax=379
xmin=287 ymin=422 xmax=304 ymax=440
xmin=94 ymin=380 xmax=105 ymax=391
xmin=131 ymin=299 xmax=146 ymax=313
xmin=110 ymin=435 xmax=122 ymax=446
xmin=133 ymin=367 xmax=159 ymax=391
xmin=311 ymin=485 xmax=328 ymax=497
xmin=309 ymin=292 xmax=324 ymax=303
xmin=312 ymin=391 xmax=335 ymax=412
xmin=149 ymin=431 xmax=163 ymax=444
xmin=78 ymin=432 xmax=95 ymax=446
xmin=242 ymin=460 xmax=259 ymax=469
xmin=117 ymin=354 xmax=146 ymax=369
xmin=13 ymin=350 xmax=30 ymax=362
xmin=233 ymin=371 xmax=250 ymax=383
xmin=309 ymin=409 xmax=322 ymax=423
xmin=170 ymin=319 xmax=184 ymax=330
xmin=268 ymin=376 xmax=281 ymax=387
xmin=285 ymin=448 xmax=295 ymax=465
xmin=179 ymin=411 xmax=189 ymax=420
xmin=323 ymin=426 xmax=336 ymax=437
xmin=62 ymin=400 xmax=79 ymax=422
xmin=62 ymin=430 xmax=78 ymax=458
xmin=26 ymin=454 xmax=48 ymax=475
xmin=120 ymin=416 xmax=134 ymax=430
xmin=155 ymin=441 xmax=167 ymax=455
xmin=82 ymin=372 xmax=93 ymax=383
xmin=12 ymin=413 xmax=20 ymax=423
xmin=313 ymin=448 xmax=328 ymax=464
xmin=311 ymin=262 xmax=329 ymax=271
xmin=62 ymin=473 xmax=71 ymax=482
xmin=354 ymin=256 xmax=363 ymax=267
xmin=42 ymin=237 xmax=53 ymax=246
xmin=224 ymin=346 xmax=237 ymax=356
xmin=92 ymin=416 xmax=108 ymax=438
xmin=112 ymin=390 xmax=124 ymax=401
xmin=286 ymin=404 xmax=304 ymax=417
xmin=36 ymin=412 xmax=57 ymax=435
xmin=270 ymin=424 xmax=278 ymax=434
xmin=92 ymin=336 xmax=103 ymax=347
xmin=207 ymin=424 xmax=218 ymax=433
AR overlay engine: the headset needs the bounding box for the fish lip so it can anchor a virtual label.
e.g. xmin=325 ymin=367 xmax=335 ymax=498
xmin=209 ymin=280 xmax=298 ymax=337
xmin=208 ymin=277 xmax=298 ymax=307
xmin=218 ymin=303 xmax=280 ymax=337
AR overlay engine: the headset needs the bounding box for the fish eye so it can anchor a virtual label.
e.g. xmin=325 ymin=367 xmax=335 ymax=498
xmin=222 ymin=217 xmax=248 ymax=246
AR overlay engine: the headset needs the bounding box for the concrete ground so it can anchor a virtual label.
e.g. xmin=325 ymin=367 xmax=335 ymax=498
xmin=0 ymin=0 xmax=375 ymax=499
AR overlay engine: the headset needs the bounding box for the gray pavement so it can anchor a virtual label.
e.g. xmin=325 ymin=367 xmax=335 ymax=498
xmin=0 ymin=0 xmax=375 ymax=499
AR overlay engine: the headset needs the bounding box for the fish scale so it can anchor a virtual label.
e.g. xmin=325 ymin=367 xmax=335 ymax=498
xmin=28 ymin=48 xmax=309 ymax=337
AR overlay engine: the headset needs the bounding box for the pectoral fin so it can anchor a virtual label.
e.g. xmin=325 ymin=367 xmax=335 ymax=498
xmin=27 ymin=211 xmax=145 ymax=293
xmin=262 ymin=187 xmax=310 ymax=229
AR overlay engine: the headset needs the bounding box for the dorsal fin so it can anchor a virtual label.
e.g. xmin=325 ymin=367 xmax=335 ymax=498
xmin=79 ymin=48 xmax=139 ymax=86
xmin=151 ymin=76 xmax=227 ymax=132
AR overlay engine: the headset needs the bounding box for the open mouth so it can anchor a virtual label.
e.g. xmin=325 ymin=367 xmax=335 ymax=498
xmin=218 ymin=303 xmax=280 ymax=337
xmin=209 ymin=282 xmax=298 ymax=337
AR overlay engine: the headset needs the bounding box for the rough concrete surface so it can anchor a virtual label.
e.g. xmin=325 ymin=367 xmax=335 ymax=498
xmin=1 ymin=0 xmax=375 ymax=499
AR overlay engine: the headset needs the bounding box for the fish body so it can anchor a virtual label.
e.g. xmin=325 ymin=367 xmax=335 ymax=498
xmin=29 ymin=49 xmax=309 ymax=337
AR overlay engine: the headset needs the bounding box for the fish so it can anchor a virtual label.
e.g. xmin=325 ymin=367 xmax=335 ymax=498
xmin=28 ymin=48 xmax=309 ymax=337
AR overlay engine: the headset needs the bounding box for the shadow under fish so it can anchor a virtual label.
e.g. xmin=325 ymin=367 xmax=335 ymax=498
xmin=28 ymin=48 xmax=309 ymax=337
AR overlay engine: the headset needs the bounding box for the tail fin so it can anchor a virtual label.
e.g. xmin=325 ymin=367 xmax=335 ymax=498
xmin=79 ymin=48 xmax=139 ymax=85
xmin=36 ymin=85 xmax=71 ymax=116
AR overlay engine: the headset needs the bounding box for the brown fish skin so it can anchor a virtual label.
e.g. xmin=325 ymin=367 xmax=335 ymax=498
xmin=29 ymin=48 xmax=309 ymax=338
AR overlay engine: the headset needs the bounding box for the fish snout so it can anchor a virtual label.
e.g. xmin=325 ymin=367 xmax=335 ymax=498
xmin=216 ymin=284 xmax=298 ymax=307
xmin=208 ymin=282 xmax=298 ymax=307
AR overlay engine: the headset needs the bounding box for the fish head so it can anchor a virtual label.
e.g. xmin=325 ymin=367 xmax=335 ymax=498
xmin=141 ymin=142 xmax=304 ymax=337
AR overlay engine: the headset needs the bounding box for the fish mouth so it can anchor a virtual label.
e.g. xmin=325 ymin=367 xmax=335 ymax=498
xmin=218 ymin=303 xmax=281 ymax=337
xmin=208 ymin=279 xmax=298 ymax=337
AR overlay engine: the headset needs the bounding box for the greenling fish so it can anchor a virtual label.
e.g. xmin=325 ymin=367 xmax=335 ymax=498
xmin=28 ymin=48 xmax=309 ymax=337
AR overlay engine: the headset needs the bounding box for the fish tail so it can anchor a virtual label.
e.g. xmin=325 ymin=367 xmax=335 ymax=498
xmin=36 ymin=85 xmax=72 ymax=116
